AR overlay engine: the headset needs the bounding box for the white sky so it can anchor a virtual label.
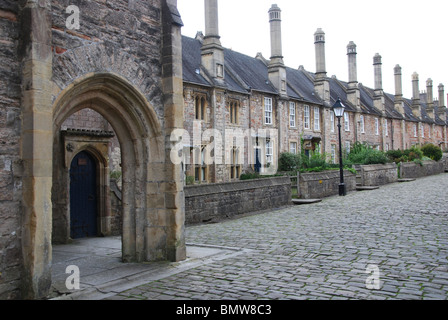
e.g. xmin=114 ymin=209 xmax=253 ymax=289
xmin=178 ymin=0 xmax=448 ymax=100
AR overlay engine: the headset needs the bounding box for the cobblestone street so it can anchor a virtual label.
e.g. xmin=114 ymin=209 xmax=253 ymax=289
xmin=109 ymin=174 xmax=448 ymax=300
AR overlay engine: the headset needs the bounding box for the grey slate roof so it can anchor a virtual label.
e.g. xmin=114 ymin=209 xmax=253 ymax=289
xmin=182 ymin=35 xmax=447 ymax=125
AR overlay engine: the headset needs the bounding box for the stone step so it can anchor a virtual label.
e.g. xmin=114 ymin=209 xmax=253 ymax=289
xmin=398 ymin=178 xmax=416 ymax=182
xmin=356 ymin=186 xmax=379 ymax=191
xmin=292 ymin=199 xmax=322 ymax=205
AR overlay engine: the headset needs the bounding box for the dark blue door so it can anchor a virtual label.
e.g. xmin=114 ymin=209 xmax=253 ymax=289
xmin=254 ymin=149 xmax=261 ymax=173
xmin=70 ymin=151 xmax=98 ymax=239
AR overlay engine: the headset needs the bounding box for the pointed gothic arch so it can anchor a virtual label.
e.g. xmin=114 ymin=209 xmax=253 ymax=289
xmin=52 ymin=73 xmax=184 ymax=263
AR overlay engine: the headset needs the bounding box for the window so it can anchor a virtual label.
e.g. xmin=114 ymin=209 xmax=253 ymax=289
xmin=330 ymin=112 xmax=335 ymax=133
xmin=195 ymin=96 xmax=206 ymax=121
xmin=344 ymin=113 xmax=350 ymax=132
xmin=314 ymin=107 xmax=320 ymax=131
xmin=290 ymin=142 xmax=298 ymax=154
xmin=421 ymin=124 xmax=425 ymax=138
xmin=360 ymin=115 xmax=365 ymax=133
xmin=384 ymin=119 xmax=388 ymax=136
xmin=229 ymin=100 xmax=239 ymax=124
xmin=304 ymin=105 xmax=310 ymax=129
xmin=194 ymin=146 xmax=208 ymax=182
xmin=289 ymin=102 xmax=296 ymax=127
xmin=331 ymin=145 xmax=336 ymax=164
xmin=385 ymin=143 xmax=390 ymax=152
xmin=345 ymin=141 xmax=351 ymax=155
xmin=413 ymin=124 xmax=417 ymax=137
xmin=230 ymin=147 xmax=241 ymax=180
xmin=375 ymin=118 xmax=379 ymax=136
xmin=266 ymin=139 xmax=273 ymax=165
xmin=264 ymin=98 xmax=273 ymax=125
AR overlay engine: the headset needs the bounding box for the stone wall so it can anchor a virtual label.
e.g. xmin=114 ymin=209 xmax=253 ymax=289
xmin=400 ymin=160 xmax=445 ymax=179
xmin=356 ymin=163 xmax=398 ymax=186
xmin=0 ymin=1 xmax=22 ymax=300
xmin=184 ymin=177 xmax=291 ymax=225
xmin=298 ymin=170 xmax=356 ymax=199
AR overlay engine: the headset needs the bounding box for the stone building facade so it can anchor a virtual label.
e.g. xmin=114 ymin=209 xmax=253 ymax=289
xmin=0 ymin=0 xmax=186 ymax=299
xmin=181 ymin=1 xmax=447 ymax=184
xmin=1 ymin=0 xmax=446 ymax=300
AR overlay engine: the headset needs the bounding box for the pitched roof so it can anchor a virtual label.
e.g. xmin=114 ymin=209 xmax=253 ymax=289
xmin=182 ymin=35 xmax=447 ymax=124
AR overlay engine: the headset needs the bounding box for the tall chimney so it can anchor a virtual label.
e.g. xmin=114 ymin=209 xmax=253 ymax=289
xmin=347 ymin=41 xmax=360 ymax=109
xmin=393 ymin=65 xmax=405 ymax=116
xmin=201 ymin=0 xmax=225 ymax=83
xmin=438 ymin=83 xmax=446 ymax=122
xmin=439 ymin=83 xmax=446 ymax=108
xmin=314 ymin=28 xmax=326 ymax=80
xmin=347 ymin=41 xmax=358 ymax=87
xmin=373 ymin=54 xmax=383 ymax=93
xmin=426 ymin=79 xmax=434 ymax=119
xmin=373 ymin=53 xmax=385 ymax=115
xmin=411 ymin=72 xmax=421 ymax=118
xmin=313 ymin=28 xmax=330 ymax=105
xmin=268 ymin=4 xmax=286 ymax=95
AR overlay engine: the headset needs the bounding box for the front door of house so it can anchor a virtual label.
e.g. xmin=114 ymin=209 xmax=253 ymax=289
xmin=70 ymin=151 xmax=98 ymax=239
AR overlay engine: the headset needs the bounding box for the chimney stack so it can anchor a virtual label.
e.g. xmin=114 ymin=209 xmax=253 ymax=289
xmin=439 ymin=83 xmax=446 ymax=108
xmin=314 ymin=28 xmax=326 ymax=80
xmin=347 ymin=41 xmax=360 ymax=109
xmin=268 ymin=4 xmax=286 ymax=95
xmin=373 ymin=53 xmax=385 ymax=115
xmin=393 ymin=65 xmax=405 ymax=116
xmin=313 ymin=28 xmax=330 ymax=105
xmin=201 ymin=0 xmax=225 ymax=83
xmin=438 ymin=84 xmax=447 ymax=122
xmin=426 ymin=79 xmax=435 ymax=119
xmin=411 ymin=72 xmax=421 ymax=118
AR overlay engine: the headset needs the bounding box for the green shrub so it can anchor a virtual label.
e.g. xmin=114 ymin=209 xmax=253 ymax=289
xmin=278 ymin=152 xmax=301 ymax=171
xmin=347 ymin=142 xmax=390 ymax=165
xmin=240 ymin=172 xmax=260 ymax=180
xmin=185 ymin=176 xmax=195 ymax=185
xmin=421 ymin=143 xmax=443 ymax=161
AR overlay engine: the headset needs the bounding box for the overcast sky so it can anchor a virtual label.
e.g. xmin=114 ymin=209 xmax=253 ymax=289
xmin=178 ymin=0 xmax=448 ymax=100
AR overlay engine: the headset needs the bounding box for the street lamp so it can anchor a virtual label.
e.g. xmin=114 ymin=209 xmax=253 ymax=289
xmin=332 ymin=98 xmax=347 ymax=196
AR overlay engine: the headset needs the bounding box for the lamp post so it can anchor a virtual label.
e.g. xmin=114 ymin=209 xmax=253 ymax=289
xmin=332 ymin=98 xmax=347 ymax=196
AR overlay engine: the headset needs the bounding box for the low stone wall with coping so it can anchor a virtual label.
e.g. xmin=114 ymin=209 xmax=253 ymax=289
xmin=399 ymin=160 xmax=445 ymax=179
xmin=184 ymin=176 xmax=292 ymax=225
xmin=297 ymin=170 xmax=357 ymax=199
xmin=355 ymin=163 xmax=398 ymax=186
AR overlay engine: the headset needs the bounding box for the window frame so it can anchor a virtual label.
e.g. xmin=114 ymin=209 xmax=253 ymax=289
xmin=264 ymin=97 xmax=273 ymax=125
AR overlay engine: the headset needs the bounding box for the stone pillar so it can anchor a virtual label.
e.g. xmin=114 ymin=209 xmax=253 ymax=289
xmin=268 ymin=4 xmax=286 ymax=96
xmin=394 ymin=65 xmax=405 ymax=116
xmin=426 ymin=79 xmax=434 ymax=120
xmin=162 ymin=0 xmax=187 ymax=262
xmin=347 ymin=41 xmax=360 ymax=110
xmin=411 ymin=72 xmax=421 ymax=118
xmin=373 ymin=53 xmax=386 ymax=115
xmin=201 ymin=0 xmax=225 ymax=84
xmin=19 ymin=0 xmax=53 ymax=299
xmin=314 ymin=29 xmax=330 ymax=105
xmin=439 ymin=83 xmax=446 ymax=109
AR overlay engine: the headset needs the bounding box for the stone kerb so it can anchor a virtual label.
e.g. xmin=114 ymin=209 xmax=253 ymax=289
xmin=184 ymin=176 xmax=292 ymax=225
xmin=400 ymin=160 xmax=445 ymax=179
xmin=298 ymin=170 xmax=356 ymax=199
xmin=358 ymin=163 xmax=398 ymax=186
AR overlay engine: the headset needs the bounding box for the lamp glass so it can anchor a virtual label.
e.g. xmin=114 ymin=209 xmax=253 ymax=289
xmin=333 ymin=99 xmax=345 ymax=118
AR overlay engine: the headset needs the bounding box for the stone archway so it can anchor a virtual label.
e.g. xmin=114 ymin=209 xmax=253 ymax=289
xmin=52 ymin=73 xmax=186 ymax=264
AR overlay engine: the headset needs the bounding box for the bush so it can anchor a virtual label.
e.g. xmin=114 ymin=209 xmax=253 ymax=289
xmin=278 ymin=152 xmax=301 ymax=171
xmin=421 ymin=143 xmax=443 ymax=161
xmin=347 ymin=142 xmax=390 ymax=165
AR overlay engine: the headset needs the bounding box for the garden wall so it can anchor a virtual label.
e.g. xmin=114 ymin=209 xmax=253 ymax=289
xmin=399 ymin=160 xmax=445 ymax=179
xmin=298 ymin=170 xmax=356 ymax=199
xmin=184 ymin=177 xmax=292 ymax=225
xmin=356 ymin=163 xmax=398 ymax=186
